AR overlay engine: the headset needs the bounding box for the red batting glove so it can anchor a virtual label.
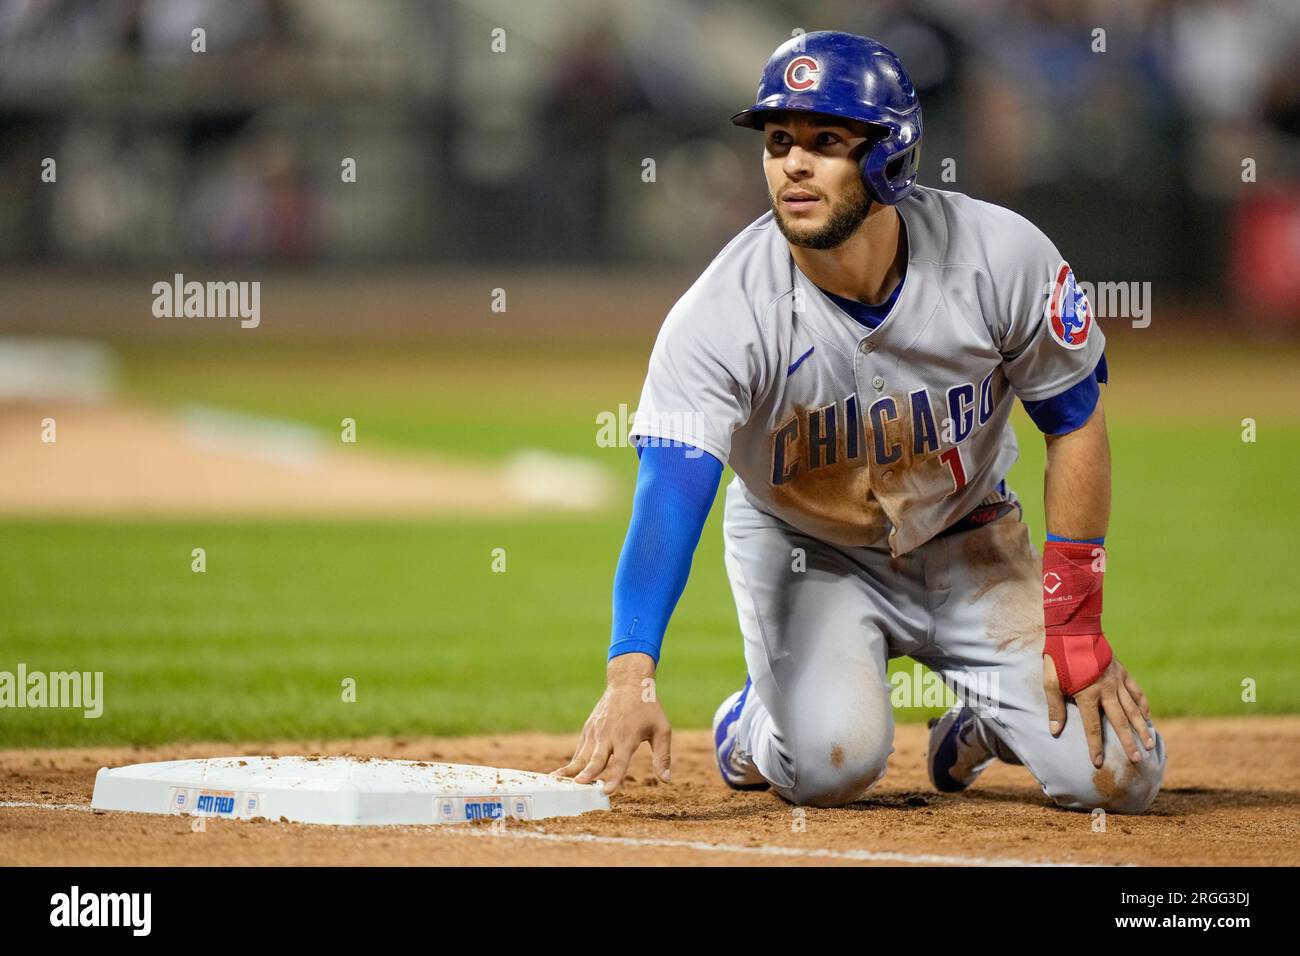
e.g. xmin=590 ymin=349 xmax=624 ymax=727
xmin=1042 ymin=540 xmax=1113 ymax=697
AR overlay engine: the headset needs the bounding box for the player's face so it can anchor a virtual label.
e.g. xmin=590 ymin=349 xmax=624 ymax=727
xmin=762 ymin=114 xmax=875 ymax=250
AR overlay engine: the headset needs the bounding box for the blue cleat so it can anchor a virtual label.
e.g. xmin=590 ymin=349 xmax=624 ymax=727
xmin=712 ymin=677 xmax=769 ymax=791
xmin=926 ymin=704 xmax=997 ymax=793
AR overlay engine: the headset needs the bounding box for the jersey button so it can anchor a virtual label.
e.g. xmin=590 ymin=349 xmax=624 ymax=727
xmin=871 ymin=375 xmax=885 ymax=390
xmin=859 ymin=341 xmax=876 ymax=354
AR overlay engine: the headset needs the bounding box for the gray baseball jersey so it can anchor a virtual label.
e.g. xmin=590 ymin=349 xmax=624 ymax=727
xmin=631 ymin=184 xmax=1105 ymax=556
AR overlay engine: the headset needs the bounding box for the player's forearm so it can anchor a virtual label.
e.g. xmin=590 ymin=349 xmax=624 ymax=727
xmin=1042 ymin=401 xmax=1110 ymax=541
xmin=1040 ymin=401 xmax=1113 ymax=700
xmin=607 ymin=442 xmax=723 ymax=665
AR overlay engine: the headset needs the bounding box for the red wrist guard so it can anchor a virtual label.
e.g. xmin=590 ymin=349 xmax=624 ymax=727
xmin=1042 ymin=540 xmax=1112 ymax=696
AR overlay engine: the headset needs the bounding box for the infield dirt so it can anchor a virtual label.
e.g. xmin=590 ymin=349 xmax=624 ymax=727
xmin=3 ymin=716 xmax=1297 ymax=866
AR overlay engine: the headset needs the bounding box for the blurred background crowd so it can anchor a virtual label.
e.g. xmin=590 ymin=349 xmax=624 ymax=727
xmin=1 ymin=0 xmax=1299 ymax=320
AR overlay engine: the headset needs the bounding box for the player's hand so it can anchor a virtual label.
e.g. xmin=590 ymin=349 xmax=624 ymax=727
xmin=1043 ymin=656 xmax=1155 ymax=768
xmin=551 ymin=653 xmax=671 ymax=795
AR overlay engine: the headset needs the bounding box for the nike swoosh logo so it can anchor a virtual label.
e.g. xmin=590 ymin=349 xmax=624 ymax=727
xmin=787 ymin=346 xmax=815 ymax=377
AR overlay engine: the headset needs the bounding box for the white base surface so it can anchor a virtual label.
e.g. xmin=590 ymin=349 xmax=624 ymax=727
xmin=90 ymin=756 xmax=610 ymax=826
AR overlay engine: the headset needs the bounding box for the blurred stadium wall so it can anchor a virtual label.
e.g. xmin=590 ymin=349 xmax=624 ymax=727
xmin=0 ymin=0 xmax=1298 ymax=328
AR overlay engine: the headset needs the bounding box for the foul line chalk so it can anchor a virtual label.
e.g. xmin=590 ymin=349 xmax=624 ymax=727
xmin=0 ymin=801 xmax=1112 ymax=866
xmin=451 ymin=826 xmax=1108 ymax=867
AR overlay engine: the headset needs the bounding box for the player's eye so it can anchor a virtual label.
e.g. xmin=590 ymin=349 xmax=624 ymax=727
xmin=815 ymin=132 xmax=840 ymax=147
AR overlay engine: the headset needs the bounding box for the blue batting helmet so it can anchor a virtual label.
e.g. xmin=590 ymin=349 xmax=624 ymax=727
xmin=731 ymin=31 xmax=923 ymax=205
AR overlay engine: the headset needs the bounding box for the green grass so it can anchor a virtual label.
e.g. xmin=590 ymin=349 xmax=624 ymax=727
xmin=0 ymin=512 xmax=741 ymax=747
xmin=1007 ymin=413 xmax=1300 ymax=719
xmin=116 ymin=339 xmax=647 ymax=462
xmin=1 ymin=340 xmax=1296 ymax=746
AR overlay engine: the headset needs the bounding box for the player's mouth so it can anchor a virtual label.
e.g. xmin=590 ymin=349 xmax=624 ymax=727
xmin=781 ymin=189 xmax=821 ymax=212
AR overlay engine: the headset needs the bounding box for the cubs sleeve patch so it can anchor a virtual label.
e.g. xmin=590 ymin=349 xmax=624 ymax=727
xmin=1045 ymin=262 xmax=1093 ymax=350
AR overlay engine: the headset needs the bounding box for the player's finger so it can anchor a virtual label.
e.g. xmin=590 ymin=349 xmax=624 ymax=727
xmin=1101 ymin=692 xmax=1141 ymax=763
xmin=1118 ymin=684 xmax=1155 ymax=750
xmin=1078 ymin=693 xmax=1105 ymax=767
xmin=1124 ymin=672 xmax=1151 ymax=721
xmin=573 ymin=738 xmax=612 ymax=785
xmin=1042 ymin=657 xmax=1067 ymax=736
xmin=650 ymin=722 xmax=672 ymax=783
xmin=550 ymin=726 xmax=593 ymax=777
xmin=599 ymin=742 xmax=639 ymax=796
xmin=552 ymin=728 xmax=591 ymax=775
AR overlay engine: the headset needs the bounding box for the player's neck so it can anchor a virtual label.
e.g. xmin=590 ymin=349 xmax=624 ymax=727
xmin=790 ymin=203 xmax=904 ymax=307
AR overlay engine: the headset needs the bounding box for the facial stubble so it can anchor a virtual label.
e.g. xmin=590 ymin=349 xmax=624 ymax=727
xmin=769 ymin=175 xmax=874 ymax=250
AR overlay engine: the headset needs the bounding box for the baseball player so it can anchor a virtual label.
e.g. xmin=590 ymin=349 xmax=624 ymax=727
xmin=554 ymin=31 xmax=1166 ymax=812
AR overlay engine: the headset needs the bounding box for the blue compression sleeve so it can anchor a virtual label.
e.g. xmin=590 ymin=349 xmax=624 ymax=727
xmin=608 ymin=441 xmax=724 ymax=663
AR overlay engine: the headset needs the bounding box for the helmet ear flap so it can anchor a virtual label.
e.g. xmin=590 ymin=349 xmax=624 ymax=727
xmin=860 ymin=116 xmax=922 ymax=205
xmin=886 ymin=143 xmax=922 ymax=198
xmin=885 ymin=144 xmax=919 ymax=181
xmin=857 ymin=147 xmax=878 ymax=204
xmin=854 ymin=126 xmax=889 ymax=203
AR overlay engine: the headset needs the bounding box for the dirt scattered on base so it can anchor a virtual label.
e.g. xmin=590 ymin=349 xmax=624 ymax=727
xmin=2 ymin=716 xmax=1298 ymax=866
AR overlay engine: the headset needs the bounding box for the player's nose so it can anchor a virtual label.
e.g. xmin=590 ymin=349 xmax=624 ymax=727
xmin=782 ymin=146 xmax=814 ymax=176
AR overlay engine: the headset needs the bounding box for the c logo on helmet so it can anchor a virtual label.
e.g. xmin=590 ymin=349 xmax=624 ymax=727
xmin=783 ymin=56 xmax=821 ymax=92
xmin=1046 ymin=262 xmax=1093 ymax=350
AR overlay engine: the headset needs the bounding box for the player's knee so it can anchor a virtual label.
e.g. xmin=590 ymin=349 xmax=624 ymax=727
xmin=1045 ymin=729 xmax=1167 ymax=815
xmin=784 ymin=734 xmax=892 ymax=808
xmin=787 ymin=754 xmax=889 ymax=808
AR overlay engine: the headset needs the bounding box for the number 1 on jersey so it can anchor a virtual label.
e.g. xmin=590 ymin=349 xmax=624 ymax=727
xmin=940 ymin=447 xmax=967 ymax=495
